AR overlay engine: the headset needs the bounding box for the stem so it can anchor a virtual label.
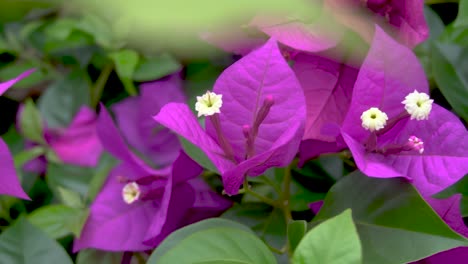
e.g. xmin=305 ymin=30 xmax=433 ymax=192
xmin=243 ymin=177 xmax=278 ymax=207
xmin=91 ymin=64 xmax=113 ymax=107
xmin=281 ymin=163 xmax=293 ymax=223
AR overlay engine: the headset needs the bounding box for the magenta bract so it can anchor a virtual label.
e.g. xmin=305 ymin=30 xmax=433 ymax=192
xmin=154 ymin=38 xmax=306 ymax=195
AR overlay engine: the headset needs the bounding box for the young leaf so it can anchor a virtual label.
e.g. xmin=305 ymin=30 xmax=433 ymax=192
xmin=0 ymin=217 xmax=73 ymax=264
xmin=293 ymin=210 xmax=362 ymax=264
xmin=109 ymin=49 xmax=139 ymax=95
xmin=314 ymin=171 xmax=468 ymax=264
xmin=148 ymin=218 xmax=277 ymax=264
xmin=455 ymin=0 xmax=468 ymax=27
xmin=28 ymin=205 xmax=88 ymax=239
xmin=287 ymin=220 xmax=307 ymax=254
xmin=20 ymin=98 xmax=45 ymax=144
xmin=133 ymin=53 xmax=181 ymax=82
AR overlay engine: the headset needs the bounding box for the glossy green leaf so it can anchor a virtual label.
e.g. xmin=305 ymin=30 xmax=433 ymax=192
xmin=20 ymin=98 xmax=45 ymax=144
xmin=76 ymin=249 xmax=123 ymax=264
xmin=432 ymin=42 xmax=468 ymax=121
xmin=455 ymin=0 xmax=468 ymax=27
xmin=287 ymin=220 xmax=307 ymax=253
xmin=0 ymin=217 xmax=73 ymax=264
xmin=179 ymin=136 xmax=218 ymax=173
xmin=148 ymin=218 xmax=277 ymax=264
xmin=37 ymin=69 xmax=91 ymax=128
xmin=293 ymin=210 xmax=361 ymax=264
xmin=28 ymin=205 xmax=89 ymax=239
xmin=314 ymin=171 xmax=468 ymax=264
xmin=133 ymin=53 xmax=181 ymax=81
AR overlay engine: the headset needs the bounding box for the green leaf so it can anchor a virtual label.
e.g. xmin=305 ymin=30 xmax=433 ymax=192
xmin=148 ymin=218 xmax=277 ymax=264
xmin=289 ymin=179 xmax=326 ymax=211
xmin=28 ymin=205 xmax=89 ymax=239
xmin=46 ymin=163 xmax=94 ymax=199
xmin=293 ymin=210 xmax=361 ymax=264
xmin=109 ymin=49 xmax=139 ymax=95
xmin=87 ymin=153 xmax=118 ymax=202
xmin=20 ymin=98 xmax=45 ymax=144
xmin=76 ymin=249 xmax=123 ymax=264
xmin=432 ymin=42 xmax=468 ymax=121
xmin=44 ymin=18 xmax=78 ymax=40
xmin=455 ymin=0 xmax=468 ymax=27
xmin=13 ymin=146 xmax=45 ymax=168
xmin=37 ymin=69 xmax=91 ymax=128
xmin=179 ymin=136 xmax=219 ymax=173
xmin=76 ymin=13 xmax=118 ymax=49
xmin=0 ymin=217 xmax=73 ymax=264
xmin=133 ymin=53 xmax=181 ymax=81
xmin=415 ymin=6 xmax=444 ymax=81
xmin=57 ymin=187 xmax=84 ymax=208
xmin=287 ymin=220 xmax=307 ymax=253
xmin=314 ymin=171 xmax=468 ymax=264
xmin=434 ymin=174 xmax=468 ymax=199
xmin=0 ymin=62 xmax=50 ymax=88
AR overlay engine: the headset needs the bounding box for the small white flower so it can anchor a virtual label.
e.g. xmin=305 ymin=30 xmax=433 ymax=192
xmin=408 ymin=136 xmax=424 ymax=154
xmin=402 ymin=90 xmax=433 ymax=120
xmin=195 ymin=91 xmax=223 ymax=117
xmin=361 ymin=107 xmax=388 ymax=132
xmin=122 ymin=182 xmax=141 ymax=204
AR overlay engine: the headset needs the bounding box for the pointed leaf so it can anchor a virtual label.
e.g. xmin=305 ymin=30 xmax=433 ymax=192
xmin=28 ymin=205 xmax=89 ymax=239
xmin=133 ymin=53 xmax=181 ymax=81
xmin=293 ymin=209 xmax=361 ymax=264
xmin=0 ymin=217 xmax=73 ymax=264
xmin=432 ymin=42 xmax=468 ymax=121
xmin=455 ymin=0 xmax=468 ymax=27
xmin=288 ymin=220 xmax=307 ymax=253
xmin=20 ymin=98 xmax=45 ymax=144
xmin=315 ymin=171 xmax=468 ymax=264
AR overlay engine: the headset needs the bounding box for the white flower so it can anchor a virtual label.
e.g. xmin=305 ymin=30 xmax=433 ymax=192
xmin=195 ymin=91 xmax=223 ymax=117
xmin=361 ymin=107 xmax=388 ymax=132
xmin=402 ymin=90 xmax=433 ymax=120
xmin=122 ymin=182 xmax=141 ymax=204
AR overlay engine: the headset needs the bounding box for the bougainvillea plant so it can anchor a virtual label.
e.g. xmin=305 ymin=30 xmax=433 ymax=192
xmin=0 ymin=0 xmax=467 ymax=263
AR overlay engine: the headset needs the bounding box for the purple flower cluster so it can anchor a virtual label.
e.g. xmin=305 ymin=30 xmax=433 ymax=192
xmin=1 ymin=1 xmax=466 ymax=260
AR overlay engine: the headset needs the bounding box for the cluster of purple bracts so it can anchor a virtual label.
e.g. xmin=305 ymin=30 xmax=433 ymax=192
xmin=1 ymin=0 xmax=467 ymax=261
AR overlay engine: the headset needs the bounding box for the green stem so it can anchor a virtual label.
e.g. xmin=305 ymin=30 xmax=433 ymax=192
xmin=243 ymin=177 xmax=278 ymax=207
xmin=91 ymin=64 xmax=113 ymax=107
xmin=281 ymin=163 xmax=294 ymax=223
